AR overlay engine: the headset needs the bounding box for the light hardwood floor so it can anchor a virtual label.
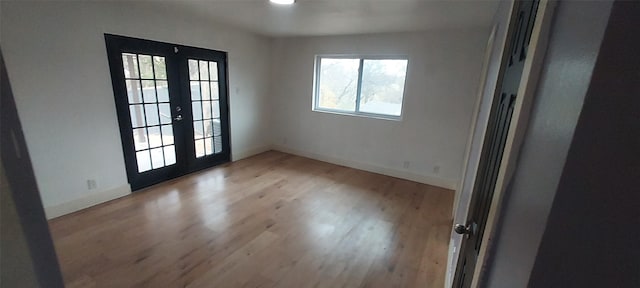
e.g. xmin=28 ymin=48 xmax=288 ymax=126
xmin=49 ymin=151 xmax=454 ymax=288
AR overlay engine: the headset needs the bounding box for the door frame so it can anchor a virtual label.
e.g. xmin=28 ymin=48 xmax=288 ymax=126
xmin=450 ymin=0 xmax=557 ymax=286
xmin=104 ymin=34 xmax=232 ymax=190
xmin=446 ymin=22 xmax=500 ymax=288
xmin=453 ymin=23 xmax=499 ymax=220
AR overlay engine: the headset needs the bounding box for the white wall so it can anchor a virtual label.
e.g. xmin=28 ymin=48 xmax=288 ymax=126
xmin=527 ymin=2 xmax=639 ymax=285
xmin=0 ymin=1 xmax=272 ymax=216
xmin=269 ymin=31 xmax=489 ymax=189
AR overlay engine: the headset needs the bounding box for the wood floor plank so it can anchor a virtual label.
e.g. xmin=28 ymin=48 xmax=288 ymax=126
xmin=49 ymin=151 xmax=454 ymax=287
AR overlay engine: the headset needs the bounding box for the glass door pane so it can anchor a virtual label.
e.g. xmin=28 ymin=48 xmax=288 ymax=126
xmin=121 ymin=53 xmax=176 ymax=173
xmin=188 ymin=59 xmax=223 ymax=158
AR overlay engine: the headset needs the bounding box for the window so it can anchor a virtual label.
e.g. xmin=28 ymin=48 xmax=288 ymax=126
xmin=314 ymin=56 xmax=408 ymax=119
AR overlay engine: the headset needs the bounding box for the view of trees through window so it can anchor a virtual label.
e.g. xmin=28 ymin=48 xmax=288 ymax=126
xmin=318 ymin=58 xmax=359 ymax=111
xmin=316 ymin=57 xmax=408 ymax=117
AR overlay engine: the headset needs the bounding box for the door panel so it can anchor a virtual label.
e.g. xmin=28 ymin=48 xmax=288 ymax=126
xmin=178 ymin=47 xmax=231 ymax=172
xmin=121 ymin=53 xmax=177 ymax=173
xmin=452 ymin=1 xmax=539 ymax=287
xmin=105 ymin=35 xmax=230 ymax=190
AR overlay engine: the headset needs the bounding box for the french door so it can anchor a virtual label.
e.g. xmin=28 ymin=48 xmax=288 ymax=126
xmin=105 ymin=34 xmax=230 ymax=190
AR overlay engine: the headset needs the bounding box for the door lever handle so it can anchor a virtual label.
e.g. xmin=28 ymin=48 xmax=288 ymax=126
xmin=174 ymin=115 xmax=183 ymax=121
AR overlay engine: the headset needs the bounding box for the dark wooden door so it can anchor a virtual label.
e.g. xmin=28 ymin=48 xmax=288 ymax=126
xmin=105 ymin=35 xmax=231 ymax=190
xmin=452 ymin=1 xmax=539 ymax=287
xmin=1 ymin=48 xmax=65 ymax=288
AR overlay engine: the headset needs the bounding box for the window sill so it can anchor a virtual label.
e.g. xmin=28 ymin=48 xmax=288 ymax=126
xmin=312 ymin=108 xmax=403 ymax=122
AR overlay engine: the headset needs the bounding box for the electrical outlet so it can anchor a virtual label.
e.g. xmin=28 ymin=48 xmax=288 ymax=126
xmin=403 ymin=161 xmax=410 ymax=169
xmin=433 ymin=165 xmax=441 ymax=175
xmin=87 ymin=179 xmax=97 ymax=190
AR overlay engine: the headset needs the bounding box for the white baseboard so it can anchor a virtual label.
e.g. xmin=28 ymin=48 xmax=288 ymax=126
xmin=272 ymin=145 xmax=457 ymax=191
xmin=44 ymin=184 xmax=131 ymax=219
xmin=232 ymin=145 xmax=273 ymax=162
xmin=43 ymin=146 xmax=453 ymax=219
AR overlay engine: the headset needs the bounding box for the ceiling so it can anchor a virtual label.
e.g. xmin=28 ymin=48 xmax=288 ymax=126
xmin=166 ymin=0 xmax=500 ymax=37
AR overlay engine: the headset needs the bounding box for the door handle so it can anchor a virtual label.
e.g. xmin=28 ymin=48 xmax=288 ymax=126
xmin=454 ymin=223 xmax=472 ymax=235
xmin=174 ymin=115 xmax=183 ymax=121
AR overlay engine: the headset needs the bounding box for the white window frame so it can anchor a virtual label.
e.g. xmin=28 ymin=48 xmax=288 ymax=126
xmin=312 ymin=55 xmax=409 ymax=121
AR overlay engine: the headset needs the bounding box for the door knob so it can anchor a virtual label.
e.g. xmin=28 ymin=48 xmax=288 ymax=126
xmin=454 ymin=224 xmax=472 ymax=235
xmin=174 ymin=115 xmax=183 ymax=121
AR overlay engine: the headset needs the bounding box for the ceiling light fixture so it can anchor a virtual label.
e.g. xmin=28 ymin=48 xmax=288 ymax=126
xmin=270 ymin=0 xmax=295 ymax=5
